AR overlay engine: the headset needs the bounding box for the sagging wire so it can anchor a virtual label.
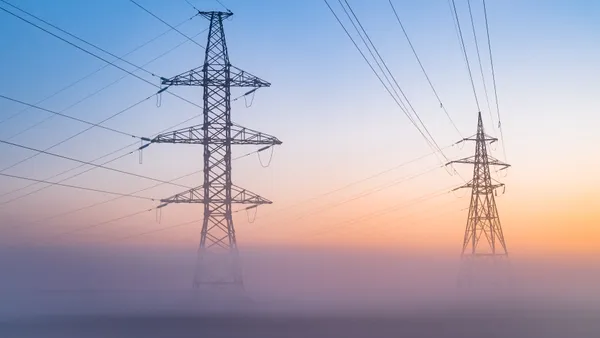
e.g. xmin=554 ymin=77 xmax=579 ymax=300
xmin=452 ymin=138 xmax=466 ymax=150
xmin=231 ymin=205 xmax=259 ymax=224
xmin=494 ymin=184 xmax=507 ymax=197
xmin=257 ymin=145 xmax=275 ymax=168
xmin=444 ymin=163 xmax=460 ymax=176
xmin=233 ymin=88 xmax=258 ymax=108
xmin=490 ymin=139 xmax=498 ymax=151
xmin=495 ymin=166 xmax=509 ymax=178
xmin=452 ymin=186 xmax=467 ymax=198
xmin=444 ymin=140 xmax=465 ymax=176
xmin=244 ymin=89 xmax=256 ymax=108
xmin=245 ymin=205 xmax=258 ymax=224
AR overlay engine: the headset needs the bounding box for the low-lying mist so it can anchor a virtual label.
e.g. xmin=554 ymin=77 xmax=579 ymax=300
xmin=0 ymin=244 xmax=598 ymax=319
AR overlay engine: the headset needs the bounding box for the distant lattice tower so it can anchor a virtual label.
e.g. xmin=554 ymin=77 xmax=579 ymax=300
xmin=147 ymin=11 xmax=281 ymax=289
xmin=447 ymin=111 xmax=510 ymax=288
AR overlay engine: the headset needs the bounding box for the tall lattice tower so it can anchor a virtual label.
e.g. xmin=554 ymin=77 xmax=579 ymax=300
xmin=448 ymin=112 xmax=510 ymax=286
xmin=148 ymin=11 xmax=281 ymax=289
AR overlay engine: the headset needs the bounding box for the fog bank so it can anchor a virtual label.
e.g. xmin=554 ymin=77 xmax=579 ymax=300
xmin=0 ymin=245 xmax=598 ymax=318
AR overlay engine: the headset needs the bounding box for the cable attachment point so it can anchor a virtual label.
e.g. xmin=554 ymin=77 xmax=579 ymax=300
xmin=245 ymin=205 xmax=258 ymax=224
xmin=452 ymin=187 xmax=466 ymax=198
xmin=232 ymin=88 xmax=258 ymax=107
xmin=244 ymin=89 xmax=257 ymax=108
xmin=257 ymin=145 xmax=275 ymax=168
xmin=497 ymin=165 xmax=509 ymax=178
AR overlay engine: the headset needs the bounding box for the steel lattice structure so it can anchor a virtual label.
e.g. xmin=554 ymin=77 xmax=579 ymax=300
xmin=150 ymin=11 xmax=281 ymax=288
xmin=447 ymin=112 xmax=510 ymax=286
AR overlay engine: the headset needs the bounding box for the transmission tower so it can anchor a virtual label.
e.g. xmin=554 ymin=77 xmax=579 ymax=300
xmin=147 ymin=11 xmax=281 ymax=289
xmin=447 ymin=112 xmax=510 ymax=287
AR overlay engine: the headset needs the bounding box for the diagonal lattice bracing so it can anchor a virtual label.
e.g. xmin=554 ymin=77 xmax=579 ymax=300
xmin=447 ymin=112 xmax=510 ymax=287
xmin=150 ymin=11 xmax=281 ymax=288
xmin=151 ymin=124 xmax=282 ymax=145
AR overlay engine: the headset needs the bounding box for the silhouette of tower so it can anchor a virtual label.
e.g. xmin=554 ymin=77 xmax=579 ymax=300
xmin=447 ymin=112 xmax=510 ymax=287
xmin=147 ymin=11 xmax=281 ymax=289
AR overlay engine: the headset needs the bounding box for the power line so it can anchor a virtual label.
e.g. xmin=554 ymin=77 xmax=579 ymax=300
xmin=111 ymin=202 xmax=265 ymax=243
xmin=108 ymin=204 xmax=253 ymax=244
xmin=46 ymin=207 xmax=158 ymax=242
xmin=301 ymin=186 xmax=454 ymax=239
xmin=483 ymin=0 xmax=507 ymax=161
xmin=0 ymin=151 xmax=134 ymax=207
xmin=80 ymin=147 xmax=446 ymax=243
xmin=183 ymin=0 xmax=199 ymax=12
xmin=466 ymin=0 xmax=494 ymax=128
xmin=129 ymin=0 xmax=205 ymax=49
xmin=114 ymin=218 xmax=200 ymax=242
xmin=0 ymin=28 xmax=208 ymax=201
xmin=388 ymin=0 xmax=463 ymax=138
xmin=337 ymin=0 xmax=412 ymax=119
xmin=111 ymin=208 xmax=255 ymax=244
xmin=59 ymin=160 xmax=440 ymax=244
xmin=0 ymin=172 xmax=156 ymax=201
xmin=321 ymin=195 xmax=463 ymax=240
xmin=117 ymin=183 xmax=455 ymax=244
xmin=0 ymin=107 xmax=203 ymax=207
xmin=0 ymin=0 xmax=155 ymax=78
xmin=6 ymin=147 xmax=267 ymax=231
xmin=360 ymin=199 xmax=463 ymax=239
xmin=449 ymin=0 xmax=481 ymax=112
xmin=340 ymin=0 xmax=449 ymax=162
xmin=294 ymin=164 xmax=441 ymax=221
xmin=446 ymin=0 xmax=464 ymax=56
xmin=0 ymin=94 xmax=153 ymax=175
xmin=0 ymin=139 xmax=192 ymax=191
xmin=325 ymin=0 xmax=466 ymax=183
xmin=259 ymin=145 xmax=451 ymax=220
xmin=323 ymin=0 xmax=447 ymax=163
xmin=0 ymin=14 xmax=196 ymax=127
xmin=214 ymin=0 xmax=230 ymax=12
xmin=0 ymin=95 xmax=142 ymax=139
xmin=0 ymin=2 xmax=204 ymax=111
xmin=4 ymin=27 xmax=208 ymax=142
xmin=0 ymin=20 xmax=206 ymax=187
xmin=0 ymin=144 xmax=137 ymax=200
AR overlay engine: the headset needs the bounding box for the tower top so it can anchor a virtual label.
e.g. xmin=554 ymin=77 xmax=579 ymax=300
xmin=197 ymin=11 xmax=233 ymax=20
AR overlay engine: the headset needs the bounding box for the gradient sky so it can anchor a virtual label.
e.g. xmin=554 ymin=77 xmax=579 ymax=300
xmin=0 ymin=0 xmax=599 ymax=257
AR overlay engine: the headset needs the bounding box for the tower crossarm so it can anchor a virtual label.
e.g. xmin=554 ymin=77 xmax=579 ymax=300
xmin=147 ymin=123 xmax=282 ymax=146
xmin=160 ymin=184 xmax=273 ymax=205
xmin=457 ymin=134 xmax=498 ymax=144
xmin=446 ymin=156 xmax=510 ymax=170
xmin=160 ymin=65 xmax=271 ymax=88
xmin=452 ymin=181 xmax=505 ymax=192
